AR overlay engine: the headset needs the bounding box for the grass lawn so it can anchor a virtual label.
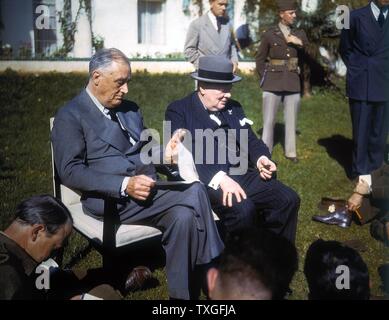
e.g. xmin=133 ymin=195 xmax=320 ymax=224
xmin=0 ymin=69 xmax=387 ymax=300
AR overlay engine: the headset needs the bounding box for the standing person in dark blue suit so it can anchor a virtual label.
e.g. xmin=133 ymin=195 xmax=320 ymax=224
xmin=165 ymin=56 xmax=300 ymax=243
xmin=340 ymin=0 xmax=389 ymax=179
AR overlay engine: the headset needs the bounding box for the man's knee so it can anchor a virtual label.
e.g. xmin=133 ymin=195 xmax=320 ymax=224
xmin=187 ymin=182 xmax=206 ymax=196
xmin=170 ymin=206 xmax=196 ymax=228
xmin=233 ymin=198 xmax=257 ymax=216
xmin=224 ymin=198 xmax=257 ymax=229
xmin=278 ymin=185 xmax=300 ymax=210
xmin=289 ymin=190 xmax=300 ymax=209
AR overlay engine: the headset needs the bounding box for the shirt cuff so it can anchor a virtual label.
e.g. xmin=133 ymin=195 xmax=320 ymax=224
xmin=208 ymin=171 xmax=227 ymax=190
xmin=359 ymin=175 xmax=372 ymax=193
xmin=256 ymin=156 xmax=269 ymax=169
xmin=121 ymin=177 xmax=130 ymax=197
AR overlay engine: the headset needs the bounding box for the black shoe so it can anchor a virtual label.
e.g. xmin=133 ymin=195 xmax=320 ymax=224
xmin=312 ymin=209 xmax=352 ymax=228
xmin=285 ymin=156 xmax=299 ymax=163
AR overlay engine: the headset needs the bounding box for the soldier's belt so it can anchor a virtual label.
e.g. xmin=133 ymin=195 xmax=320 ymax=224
xmin=269 ymin=58 xmax=298 ymax=71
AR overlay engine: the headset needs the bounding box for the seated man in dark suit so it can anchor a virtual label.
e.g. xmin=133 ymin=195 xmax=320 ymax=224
xmin=165 ymin=56 xmax=300 ymax=243
xmin=51 ymin=48 xmax=224 ymax=300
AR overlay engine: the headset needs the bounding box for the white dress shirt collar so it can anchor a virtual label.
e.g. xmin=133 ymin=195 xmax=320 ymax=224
xmin=85 ymin=87 xmax=111 ymax=118
xmin=371 ymin=1 xmax=388 ymax=20
xmin=208 ymin=10 xmax=219 ymax=31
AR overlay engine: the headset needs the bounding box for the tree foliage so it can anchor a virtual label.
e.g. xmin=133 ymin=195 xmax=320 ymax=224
xmin=243 ymin=0 xmax=368 ymax=93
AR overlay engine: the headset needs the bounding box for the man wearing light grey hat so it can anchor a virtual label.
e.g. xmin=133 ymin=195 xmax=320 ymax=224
xmin=166 ymin=55 xmax=300 ymax=243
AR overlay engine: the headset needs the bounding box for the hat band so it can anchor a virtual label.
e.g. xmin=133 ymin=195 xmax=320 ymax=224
xmin=198 ymin=69 xmax=233 ymax=81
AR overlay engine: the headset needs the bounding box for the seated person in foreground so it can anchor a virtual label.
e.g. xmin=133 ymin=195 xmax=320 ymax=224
xmin=304 ymin=239 xmax=370 ymax=300
xmin=0 ymin=194 xmax=120 ymax=300
xmin=51 ymin=48 xmax=224 ymax=300
xmin=165 ymin=55 xmax=300 ymax=243
xmin=207 ymin=226 xmax=298 ymax=300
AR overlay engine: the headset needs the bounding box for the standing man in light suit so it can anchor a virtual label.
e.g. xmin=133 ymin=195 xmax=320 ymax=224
xmin=51 ymin=48 xmax=224 ymax=300
xmin=256 ymin=0 xmax=308 ymax=163
xmin=184 ymin=0 xmax=238 ymax=72
xmin=340 ymin=0 xmax=389 ymax=180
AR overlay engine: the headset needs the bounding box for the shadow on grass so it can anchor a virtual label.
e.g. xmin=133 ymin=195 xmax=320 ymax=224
xmin=318 ymin=135 xmax=353 ymax=179
xmin=64 ymin=235 xmax=165 ymax=294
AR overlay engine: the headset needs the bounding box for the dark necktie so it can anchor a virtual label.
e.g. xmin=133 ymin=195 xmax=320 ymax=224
xmin=378 ymin=7 xmax=386 ymax=28
xmin=108 ymin=109 xmax=119 ymax=122
xmin=108 ymin=109 xmax=131 ymax=142
xmin=216 ymin=17 xmax=222 ymax=33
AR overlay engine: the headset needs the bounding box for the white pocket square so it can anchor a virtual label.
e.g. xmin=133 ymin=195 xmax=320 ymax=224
xmin=239 ymin=118 xmax=254 ymax=126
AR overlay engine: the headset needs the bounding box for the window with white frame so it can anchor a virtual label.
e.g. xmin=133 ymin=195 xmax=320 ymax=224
xmin=32 ymin=0 xmax=57 ymax=56
xmin=138 ymin=0 xmax=166 ymax=45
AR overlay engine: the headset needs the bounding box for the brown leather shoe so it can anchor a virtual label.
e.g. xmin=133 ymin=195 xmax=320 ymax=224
xmin=124 ymin=266 xmax=152 ymax=293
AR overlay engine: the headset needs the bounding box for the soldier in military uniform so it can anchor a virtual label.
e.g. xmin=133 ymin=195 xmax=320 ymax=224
xmin=0 ymin=195 xmax=73 ymax=299
xmin=255 ymin=0 xmax=308 ymax=163
xmin=0 ymin=195 xmax=122 ymax=300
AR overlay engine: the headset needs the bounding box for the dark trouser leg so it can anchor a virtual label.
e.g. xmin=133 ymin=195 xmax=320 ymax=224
xmin=241 ymin=174 xmax=300 ymax=244
xmin=350 ymin=100 xmax=370 ymax=176
xmin=350 ymin=100 xmax=387 ymax=176
xmin=208 ymin=189 xmax=257 ymax=233
xmin=119 ymin=183 xmax=224 ymax=300
xmin=148 ymin=205 xmax=200 ymax=299
xmin=208 ymin=171 xmax=300 ymax=244
xmin=368 ymin=102 xmax=388 ymax=172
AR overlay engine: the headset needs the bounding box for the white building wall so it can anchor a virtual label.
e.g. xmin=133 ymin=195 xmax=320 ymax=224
xmin=233 ymin=0 xmax=246 ymax=28
xmin=0 ymin=0 xmax=248 ymax=59
xmin=0 ymin=0 xmax=34 ymax=56
xmin=91 ymin=0 xmax=137 ymax=57
xmin=91 ymin=0 xmax=193 ymax=58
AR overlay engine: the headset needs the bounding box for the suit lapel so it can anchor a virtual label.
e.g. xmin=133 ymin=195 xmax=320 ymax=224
xmin=360 ymin=5 xmax=389 ymax=53
xmin=116 ymin=109 xmax=141 ymax=141
xmin=363 ymin=5 xmax=383 ymax=43
xmin=381 ymin=11 xmax=389 ymax=42
xmin=219 ymin=22 xmax=229 ymax=47
xmin=220 ymin=104 xmax=242 ymax=144
xmin=203 ymin=14 xmax=222 ymax=47
xmin=77 ymin=91 xmax=132 ymax=153
xmin=274 ymin=26 xmax=287 ymax=44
